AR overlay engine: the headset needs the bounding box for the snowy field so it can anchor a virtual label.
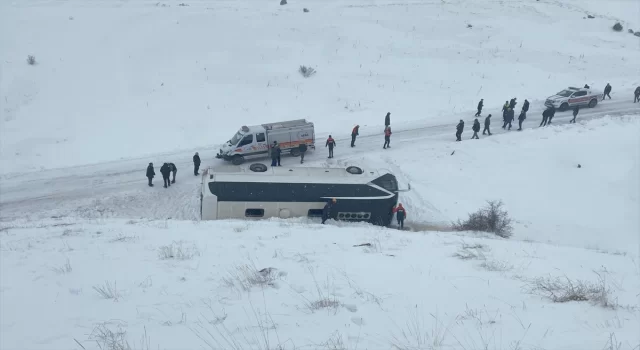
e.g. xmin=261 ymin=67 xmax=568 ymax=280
xmin=1 ymin=0 xmax=640 ymax=349
xmin=1 ymin=0 xmax=640 ymax=173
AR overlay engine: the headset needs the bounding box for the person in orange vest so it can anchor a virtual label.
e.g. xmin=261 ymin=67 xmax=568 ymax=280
xmin=392 ymin=203 xmax=406 ymax=229
xmin=351 ymin=125 xmax=359 ymax=147
xmin=326 ymin=135 xmax=336 ymax=158
xmin=383 ymin=126 xmax=392 ymax=149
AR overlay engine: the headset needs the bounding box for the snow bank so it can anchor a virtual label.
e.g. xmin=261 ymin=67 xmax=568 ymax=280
xmin=1 ymin=217 xmax=638 ymax=350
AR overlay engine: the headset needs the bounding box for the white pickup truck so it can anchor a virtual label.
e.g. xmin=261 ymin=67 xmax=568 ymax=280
xmin=544 ymin=87 xmax=603 ymax=111
xmin=216 ymin=119 xmax=315 ymax=165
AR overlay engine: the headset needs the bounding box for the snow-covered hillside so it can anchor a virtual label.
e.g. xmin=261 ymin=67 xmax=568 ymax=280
xmin=1 ymin=0 xmax=640 ymax=349
xmin=1 ymin=0 xmax=639 ymax=174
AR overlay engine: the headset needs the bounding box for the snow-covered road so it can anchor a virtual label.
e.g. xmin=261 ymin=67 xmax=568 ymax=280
xmin=1 ymin=97 xmax=637 ymax=221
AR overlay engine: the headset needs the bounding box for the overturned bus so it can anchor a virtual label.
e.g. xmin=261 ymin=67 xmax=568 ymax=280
xmin=200 ymin=164 xmax=408 ymax=226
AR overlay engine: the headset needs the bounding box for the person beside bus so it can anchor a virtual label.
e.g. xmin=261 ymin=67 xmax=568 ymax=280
xmin=326 ymin=136 xmax=336 ymax=158
xmin=393 ymin=203 xmax=407 ymax=229
xmin=168 ymin=162 xmax=177 ymax=183
xmin=271 ymin=141 xmax=281 ymax=166
xmin=322 ymin=198 xmax=337 ymax=224
xmin=299 ymin=143 xmax=308 ymax=164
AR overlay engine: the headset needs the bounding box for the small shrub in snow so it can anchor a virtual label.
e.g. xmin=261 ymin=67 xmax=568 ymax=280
xmin=88 ymin=323 xmax=130 ymax=350
xmin=223 ymin=263 xmax=285 ymax=293
xmin=178 ymin=2 xmax=188 ymax=6
xmin=26 ymin=55 xmax=36 ymax=65
xmin=526 ymin=273 xmax=615 ymax=308
xmin=628 ymin=29 xmax=635 ymax=34
xmin=635 ymin=32 xmax=640 ymax=37
xmin=299 ymin=65 xmax=316 ymax=78
xmin=390 ymin=309 xmax=448 ymax=350
xmin=612 ymin=22 xmax=623 ymax=32
xmin=479 ymin=259 xmax=513 ymax=272
xmin=280 ymin=0 xmax=287 ymax=4
xmin=52 ymin=258 xmax=72 ymax=274
xmin=303 ymin=8 xmax=309 ymax=12
xmin=452 ymin=200 xmax=513 ymax=238
xmin=158 ymin=241 xmax=199 ymax=260
xmin=587 ymin=15 xmax=595 ymax=19
xmin=93 ymin=281 xmax=121 ymax=300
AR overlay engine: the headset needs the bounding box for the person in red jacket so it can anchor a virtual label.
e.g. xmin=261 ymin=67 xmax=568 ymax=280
xmin=351 ymin=125 xmax=360 ymax=147
xmin=383 ymin=126 xmax=392 ymax=149
xmin=392 ymin=203 xmax=406 ymax=229
xmin=326 ymin=135 xmax=336 ymax=158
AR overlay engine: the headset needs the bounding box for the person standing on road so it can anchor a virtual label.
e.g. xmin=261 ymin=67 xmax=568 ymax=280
xmin=483 ymin=114 xmax=492 ymax=135
xmin=635 ymin=87 xmax=640 ymax=103
xmin=160 ymin=163 xmax=171 ymax=188
xmin=392 ymin=203 xmax=407 ymax=229
xmin=570 ymin=106 xmax=579 ymax=123
xmin=326 ymin=135 xmax=336 ymax=158
xmin=299 ymin=142 xmax=307 ymax=164
xmin=322 ymin=198 xmax=336 ymax=224
xmin=471 ymin=118 xmax=480 ymax=139
xmin=503 ymin=108 xmax=514 ymax=130
xmin=455 ymin=120 xmax=464 ymax=141
xmin=517 ymin=111 xmax=526 ymax=131
xmin=502 ymin=101 xmax=509 ymax=119
xmin=168 ymin=162 xmax=178 ymax=183
xmin=603 ymin=83 xmax=612 ymax=100
xmin=475 ymin=99 xmax=483 ymax=117
xmin=146 ymin=162 xmax=155 ymax=187
xmin=270 ymin=141 xmax=281 ymax=166
xmin=351 ymin=125 xmax=359 ymax=147
xmin=193 ymin=152 xmax=201 ymax=176
xmin=522 ymin=99 xmax=530 ymax=113
xmin=384 ymin=112 xmax=391 ymax=128
xmin=547 ymin=106 xmax=556 ymax=125
xmin=383 ymin=126 xmax=392 ymax=149
xmin=540 ymin=107 xmax=553 ymax=127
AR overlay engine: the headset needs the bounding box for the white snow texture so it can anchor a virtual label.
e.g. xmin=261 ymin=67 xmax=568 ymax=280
xmin=1 ymin=0 xmax=639 ymax=349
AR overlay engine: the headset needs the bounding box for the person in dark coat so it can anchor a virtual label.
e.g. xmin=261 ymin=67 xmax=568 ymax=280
xmin=455 ymin=120 xmax=464 ymax=141
xmin=503 ymin=108 xmax=514 ymax=130
xmin=502 ymin=101 xmax=509 ymax=118
xmin=603 ymin=83 xmax=612 ymax=100
xmin=570 ymin=106 xmax=579 ymax=123
xmin=540 ymin=107 xmax=553 ymax=127
xmin=517 ymin=111 xmax=526 ymax=130
xmin=299 ymin=143 xmax=307 ymax=164
xmin=634 ymin=87 xmax=640 ymax=103
xmin=509 ymin=98 xmax=517 ymax=110
xmin=384 ymin=112 xmax=391 ymax=128
xmin=193 ymin=152 xmax=201 ymax=176
xmin=383 ymin=126 xmax=392 ymax=149
xmin=326 ymin=135 xmax=336 ymax=158
xmin=160 ymin=163 xmax=171 ymax=188
xmin=547 ymin=106 xmax=556 ymax=125
xmin=146 ymin=162 xmax=155 ymax=187
xmin=392 ymin=203 xmax=407 ymax=229
xmin=522 ymin=99 xmax=530 ymax=113
xmin=351 ymin=125 xmax=359 ymax=147
xmin=483 ymin=114 xmax=492 ymax=135
xmin=321 ymin=198 xmax=336 ymax=224
xmin=471 ymin=118 xmax=480 ymax=139
xmin=271 ymin=141 xmax=281 ymax=166
xmin=475 ymin=99 xmax=483 ymax=117
xmin=168 ymin=163 xmax=177 ymax=183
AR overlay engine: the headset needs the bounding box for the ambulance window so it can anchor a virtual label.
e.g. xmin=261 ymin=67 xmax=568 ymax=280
xmin=238 ymin=134 xmax=253 ymax=146
xmin=256 ymin=133 xmax=266 ymax=142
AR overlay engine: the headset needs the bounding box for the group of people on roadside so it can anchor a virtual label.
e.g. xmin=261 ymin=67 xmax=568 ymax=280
xmin=145 ymin=152 xmax=201 ymax=188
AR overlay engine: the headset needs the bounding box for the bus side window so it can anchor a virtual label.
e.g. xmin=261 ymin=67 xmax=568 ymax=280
xmin=245 ymin=209 xmax=264 ymax=217
xmin=256 ymin=133 xmax=266 ymax=142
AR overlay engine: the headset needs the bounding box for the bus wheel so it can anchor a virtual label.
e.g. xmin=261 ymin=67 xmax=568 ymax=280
xmin=231 ymin=155 xmax=245 ymax=165
xmin=346 ymin=166 xmax=364 ymax=174
xmin=290 ymin=148 xmax=301 ymax=157
xmin=249 ymin=163 xmax=268 ymax=172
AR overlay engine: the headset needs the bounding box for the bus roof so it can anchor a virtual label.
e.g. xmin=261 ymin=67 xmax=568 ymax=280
xmin=207 ymin=165 xmax=388 ymax=184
